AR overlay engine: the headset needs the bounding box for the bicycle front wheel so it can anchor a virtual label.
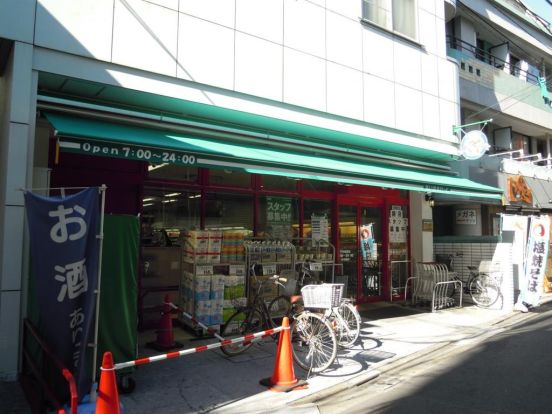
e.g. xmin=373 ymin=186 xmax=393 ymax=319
xmin=335 ymin=302 xmax=361 ymax=348
xmin=220 ymin=309 xmax=262 ymax=356
xmin=291 ymin=312 xmax=337 ymax=373
xmin=469 ymin=275 xmax=500 ymax=308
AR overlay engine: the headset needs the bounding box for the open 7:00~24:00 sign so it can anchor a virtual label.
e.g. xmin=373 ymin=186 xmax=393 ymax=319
xmin=80 ymin=142 xmax=197 ymax=165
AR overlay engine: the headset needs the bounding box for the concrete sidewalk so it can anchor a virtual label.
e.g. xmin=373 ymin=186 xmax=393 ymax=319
xmin=119 ymin=294 xmax=552 ymax=413
xmin=3 ymin=295 xmax=549 ymax=413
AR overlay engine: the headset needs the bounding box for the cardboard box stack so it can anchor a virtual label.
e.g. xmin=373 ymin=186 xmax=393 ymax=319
xmin=221 ymin=230 xmax=249 ymax=263
xmin=182 ymin=230 xmax=225 ymax=264
xmin=208 ymin=231 xmax=222 ymax=264
xmin=180 ymin=229 xmax=251 ymax=325
xmin=182 ymin=230 xmax=209 ymax=263
xmin=223 ymin=265 xmax=246 ymax=323
xmin=180 ymin=265 xmax=226 ymax=326
xmin=210 ymin=274 xmax=225 ymax=325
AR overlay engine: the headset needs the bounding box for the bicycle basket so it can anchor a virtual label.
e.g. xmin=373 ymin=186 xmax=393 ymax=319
xmin=301 ymin=283 xmax=344 ymax=309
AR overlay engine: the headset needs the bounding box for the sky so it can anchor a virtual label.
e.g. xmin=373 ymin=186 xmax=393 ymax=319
xmin=522 ymin=0 xmax=552 ymax=23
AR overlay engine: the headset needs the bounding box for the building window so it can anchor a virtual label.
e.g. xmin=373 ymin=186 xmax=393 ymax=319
xmin=362 ymin=0 xmax=417 ymax=40
xmin=208 ymin=169 xmax=252 ymax=188
xmin=303 ymin=199 xmax=332 ymax=239
xmin=204 ymin=192 xmax=254 ymax=231
xmin=141 ymin=187 xmax=201 ymax=246
xmin=260 ymin=175 xmax=298 ymax=191
xmin=147 ymin=163 xmax=198 ymax=182
xmin=258 ymin=196 xmax=300 ymax=240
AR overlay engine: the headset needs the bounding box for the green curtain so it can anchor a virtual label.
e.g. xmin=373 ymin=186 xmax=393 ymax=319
xmin=97 ymin=215 xmax=139 ymax=374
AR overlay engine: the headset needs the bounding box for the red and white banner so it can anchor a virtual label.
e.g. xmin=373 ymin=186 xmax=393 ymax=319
xmin=522 ymin=215 xmax=551 ymax=307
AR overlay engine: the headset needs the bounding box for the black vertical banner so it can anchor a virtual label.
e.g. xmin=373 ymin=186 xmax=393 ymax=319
xmin=24 ymin=187 xmax=100 ymax=399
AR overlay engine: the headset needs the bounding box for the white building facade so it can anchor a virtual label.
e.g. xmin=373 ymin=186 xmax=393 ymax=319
xmin=0 ymin=0 xmax=503 ymax=381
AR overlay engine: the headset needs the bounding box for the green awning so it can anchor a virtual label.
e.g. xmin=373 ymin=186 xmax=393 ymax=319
xmin=46 ymin=112 xmax=503 ymax=200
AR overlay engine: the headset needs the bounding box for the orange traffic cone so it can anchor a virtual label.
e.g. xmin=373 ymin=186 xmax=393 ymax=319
xmin=147 ymin=294 xmax=183 ymax=351
xmin=96 ymin=352 xmax=121 ymax=414
xmin=260 ymin=317 xmax=307 ymax=392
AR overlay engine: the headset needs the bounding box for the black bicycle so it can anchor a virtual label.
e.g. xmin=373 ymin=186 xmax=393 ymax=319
xmin=266 ymin=260 xmax=322 ymax=324
xmin=220 ymin=264 xmax=286 ymax=356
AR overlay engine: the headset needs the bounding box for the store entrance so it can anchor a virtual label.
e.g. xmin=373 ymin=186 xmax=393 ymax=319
xmin=338 ymin=202 xmax=386 ymax=303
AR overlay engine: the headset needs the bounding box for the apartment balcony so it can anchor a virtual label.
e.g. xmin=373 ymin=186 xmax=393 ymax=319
xmin=447 ymin=36 xmax=552 ymax=130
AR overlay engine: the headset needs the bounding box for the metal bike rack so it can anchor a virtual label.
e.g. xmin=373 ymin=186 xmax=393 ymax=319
xmin=405 ymin=262 xmax=462 ymax=312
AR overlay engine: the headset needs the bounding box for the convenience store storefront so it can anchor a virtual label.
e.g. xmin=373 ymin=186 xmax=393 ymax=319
xmin=36 ymin=80 xmax=503 ymax=326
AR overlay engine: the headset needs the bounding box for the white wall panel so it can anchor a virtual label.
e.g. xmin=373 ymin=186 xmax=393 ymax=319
xmin=0 ymin=0 xmax=36 ymax=43
xmin=362 ymin=28 xmax=394 ymax=81
xmin=327 ymin=11 xmax=362 ymax=70
xmin=284 ymin=0 xmax=325 ymax=59
xmin=0 ymin=291 xmax=20 ymax=380
xmin=422 ymin=93 xmax=440 ymax=138
xmin=3 ymin=124 xmax=28 ymax=207
xmin=434 ymin=14 xmax=447 ymax=58
xmin=395 ymin=84 xmax=423 ymax=134
xmin=435 ymin=0 xmax=445 ymax=20
xmin=177 ymin=14 xmax=234 ymax=90
xmin=306 ymin=0 xmax=325 ymax=6
xmin=438 ymin=58 xmax=457 ymax=102
xmin=418 ymin=10 xmax=437 ymax=56
xmin=36 ymin=0 xmax=114 ymax=61
xmin=149 ymin=0 xmax=178 ymax=10
xmin=326 ymin=0 xmax=359 ymax=20
xmin=420 ymin=0 xmax=436 ymax=15
xmin=0 ymin=206 xmax=24 ymax=291
xmin=421 ymin=53 xmax=439 ymax=96
xmin=283 ymin=48 xmax=326 ymax=112
xmin=178 ymin=0 xmax=235 ymax=28
xmin=236 ymin=0 xmax=283 ymax=44
xmin=235 ymin=32 xmax=283 ymax=101
xmin=394 ymin=42 xmax=422 ymax=90
xmin=7 ymin=43 xmax=33 ymax=125
xmin=327 ymin=63 xmax=363 ymax=120
xmin=363 ymin=74 xmax=395 ymax=128
xmin=112 ymin=0 xmax=178 ymax=77
xmin=439 ymin=98 xmax=459 ymax=142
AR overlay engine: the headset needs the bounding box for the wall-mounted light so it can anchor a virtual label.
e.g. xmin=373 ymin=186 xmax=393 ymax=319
xmin=425 ymin=193 xmax=435 ymax=208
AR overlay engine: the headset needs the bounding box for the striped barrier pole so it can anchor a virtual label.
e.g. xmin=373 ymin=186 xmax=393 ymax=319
xmin=166 ymin=301 xmax=225 ymax=341
xmin=113 ymin=325 xmax=285 ymax=370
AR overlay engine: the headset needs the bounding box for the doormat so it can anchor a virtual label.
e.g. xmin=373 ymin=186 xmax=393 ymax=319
xmin=359 ymin=304 xmax=425 ymax=321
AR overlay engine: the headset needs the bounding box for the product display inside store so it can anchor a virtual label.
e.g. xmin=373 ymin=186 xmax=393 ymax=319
xmin=137 ymin=167 xmax=411 ymax=337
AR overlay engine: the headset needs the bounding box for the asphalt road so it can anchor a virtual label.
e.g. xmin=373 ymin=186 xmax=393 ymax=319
xmin=314 ymin=301 xmax=552 ymax=414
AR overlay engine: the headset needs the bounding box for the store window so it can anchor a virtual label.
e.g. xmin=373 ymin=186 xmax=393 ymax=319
xmin=147 ymin=163 xmax=198 ymax=182
xmin=258 ymin=196 xmax=300 ymax=240
xmin=303 ymin=199 xmax=332 ymax=239
xmin=141 ymin=187 xmax=201 ymax=246
xmin=362 ymin=0 xmax=417 ymax=40
xmin=209 ymin=169 xmax=252 ymax=187
xmin=204 ymin=192 xmax=254 ymax=231
xmin=303 ymin=179 xmax=335 ymax=193
xmin=260 ymin=175 xmax=299 ymax=191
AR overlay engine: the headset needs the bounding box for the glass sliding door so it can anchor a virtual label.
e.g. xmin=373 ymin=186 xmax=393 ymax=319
xmin=338 ymin=203 xmax=385 ymax=302
xmin=338 ymin=205 xmax=358 ymax=299
xmin=360 ymin=207 xmax=383 ymax=300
